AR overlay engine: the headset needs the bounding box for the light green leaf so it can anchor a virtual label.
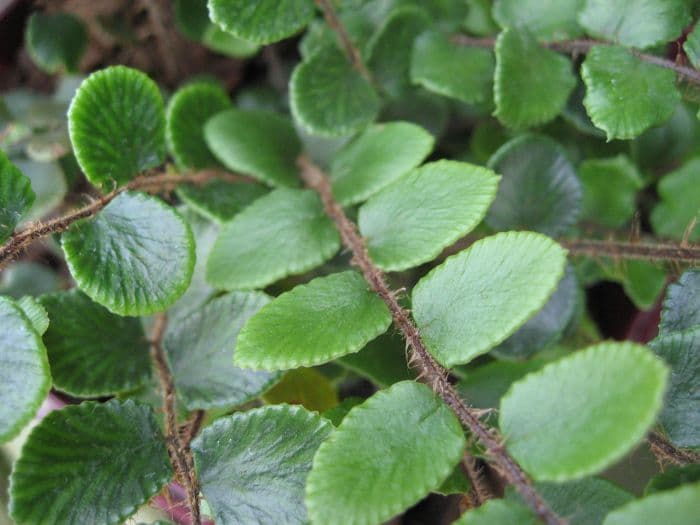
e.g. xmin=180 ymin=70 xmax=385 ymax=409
xmin=410 ymin=31 xmax=494 ymax=105
xmin=464 ymin=0 xmax=499 ymax=36
xmin=68 ymin=66 xmax=166 ymax=187
xmin=330 ymin=122 xmax=434 ymax=206
xmin=683 ymin=23 xmax=700 ymax=69
xmin=579 ymin=0 xmax=690 ymax=49
xmin=9 ymin=400 xmax=172 ymax=525
xmin=579 ymin=155 xmax=644 ymax=228
xmin=412 ymin=232 xmax=567 ymax=367
xmin=206 ymin=188 xmax=340 ymax=290
xmin=306 ymin=381 xmax=465 ymax=525
xmin=176 ymin=179 xmax=268 ymax=223
xmin=659 ymin=270 xmax=700 ymax=335
xmin=581 ymin=46 xmax=680 ymax=140
xmin=650 ymin=157 xmax=700 ymax=241
xmin=493 ymin=0 xmax=584 ymax=40
xmin=192 ymin=405 xmax=332 ymax=525
xmin=166 ymin=81 xmax=232 ymax=169
xmin=454 ymin=499 xmax=538 ymax=525
xmin=62 ymin=192 xmax=195 ymax=316
xmin=290 ymin=46 xmax=380 ymax=136
xmin=235 ymin=271 xmax=391 ymax=370
xmin=491 ymin=264 xmax=579 ymax=360
xmin=25 ymin=12 xmax=87 ymax=73
xmin=0 ymin=296 xmax=50 ymax=443
xmin=164 ymin=292 xmax=279 ymax=409
xmin=40 ymin=289 xmax=151 ymax=397
xmin=0 ymin=151 xmax=34 ymax=243
xmin=602 ymin=482 xmax=700 ymax=525
xmin=500 ymin=342 xmax=668 ymax=481
xmin=208 ymin=0 xmax=315 ymax=44
xmin=494 ymin=28 xmax=576 ymax=128
xmin=366 ymin=7 xmax=430 ymax=97
xmin=204 ymin=108 xmax=301 ymax=187
xmin=14 ymin=159 xmax=67 ymax=222
xmin=201 ymin=25 xmax=261 ymax=57
xmin=486 ymin=134 xmax=582 ymax=236
xmin=263 ymin=368 xmax=339 ymax=413
xmin=16 ymin=296 xmax=49 ymax=336
xmin=359 ymin=160 xmax=500 ymax=271
xmin=649 ymin=327 xmax=700 ymax=448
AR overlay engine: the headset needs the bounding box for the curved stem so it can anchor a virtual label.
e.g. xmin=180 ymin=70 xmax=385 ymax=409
xmin=298 ymin=155 xmax=565 ymax=525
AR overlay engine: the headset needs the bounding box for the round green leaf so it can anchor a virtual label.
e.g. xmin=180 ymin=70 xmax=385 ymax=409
xmin=500 ymin=342 xmax=669 ymax=481
xmin=0 ymin=151 xmax=34 ymax=243
xmin=9 ymin=400 xmax=172 ymax=525
xmin=493 ymin=0 xmax=584 ymax=41
xmin=359 ymin=160 xmax=500 ymax=271
xmin=410 ymin=31 xmax=494 ymax=105
xmin=206 ymin=188 xmax=340 ymax=290
xmin=204 ymin=108 xmax=301 ymax=187
xmin=192 ymin=405 xmax=332 ymax=525
xmin=330 ymin=121 xmax=434 ymax=206
xmin=208 ymin=0 xmax=315 ymax=44
xmin=25 ymin=12 xmax=87 ymax=73
xmin=412 ymin=232 xmax=567 ymax=367
xmin=290 ymin=45 xmax=380 ymax=137
xmin=650 ymin=158 xmax=700 ymax=242
xmin=176 ymin=179 xmax=268 ymax=223
xmin=62 ymin=191 xmax=195 ymax=316
xmin=306 ymin=381 xmax=465 ymax=525
xmin=166 ymin=81 xmax=232 ymax=169
xmin=486 ymin=134 xmax=582 ymax=236
xmin=579 ymin=0 xmax=690 ymax=49
xmin=68 ymin=66 xmax=166 ymax=187
xmin=659 ymin=270 xmax=700 ymax=335
xmin=603 ymin=482 xmax=700 ymax=525
xmin=235 ymin=271 xmax=392 ymax=370
xmin=0 ymin=296 xmax=50 ymax=443
xmin=40 ymin=289 xmax=151 ymax=397
xmin=581 ymin=46 xmax=680 ymax=140
xmin=454 ymin=499 xmax=538 ymax=525
xmin=164 ymin=292 xmax=280 ymax=410
xmin=494 ymin=28 xmax=576 ymax=129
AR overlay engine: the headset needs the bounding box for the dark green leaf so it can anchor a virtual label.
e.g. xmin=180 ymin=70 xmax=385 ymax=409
xmin=454 ymin=499 xmax=538 ymax=525
xmin=458 ymin=359 xmax=547 ymax=409
xmin=0 ymin=296 xmax=50 ymax=443
xmin=62 ymin=192 xmax=195 ymax=316
xmin=306 ymin=381 xmax=465 ymax=525
xmin=25 ymin=12 xmax=87 ymax=73
xmin=659 ymin=270 xmax=700 ymax=335
xmin=338 ymin=332 xmax=414 ymax=387
xmin=40 ymin=289 xmax=151 ymax=397
xmin=192 ymin=405 xmax=332 ymax=525
xmin=650 ymin=158 xmax=700 ymax=241
xmin=9 ymin=400 xmax=172 ymax=525
xmin=174 ymin=0 xmax=210 ymax=40
xmin=235 ymin=271 xmax=392 ymax=370
xmin=176 ymin=179 xmax=268 ymax=223
xmin=645 ymin=465 xmax=700 ymax=495
xmin=13 ymin=159 xmax=66 ymax=222
xmin=263 ymin=367 xmax=339 ymax=413
xmin=68 ymin=66 xmax=166 ymax=187
xmin=0 ymin=151 xmax=34 ymax=243
xmin=0 ymin=262 xmax=60 ymax=299
xmin=602 ymin=482 xmax=700 ymax=525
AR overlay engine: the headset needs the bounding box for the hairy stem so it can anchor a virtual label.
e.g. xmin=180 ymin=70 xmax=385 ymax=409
xmin=0 ymin=169 xmax=248 ymax=270
xmin=560 ymin=238 xmax=700 ymax=264
xmin=150 ymin=314 xmax=201 ymax=525
xmin=298 ymin=156 xmax=565 ymax=525
xmin=453 ymin=35 xmax=700 ymax=86
xmin=648 ymin=432 xmax=700 ymax=466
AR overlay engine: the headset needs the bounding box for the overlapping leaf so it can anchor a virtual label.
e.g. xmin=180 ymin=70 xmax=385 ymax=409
xmin=17 ymin=296 xmax=49 ymax=335
xmin=412 ymin=232 xmax=567 ymax=367
xmin=263 ymin=368 xmax=339 ymax=413
xmin=62 ymin=192 xmax=195 ymax=316
xmin=176 ymin=179 xmax=267 ymax=223
xmin=235 ymin=271 xmax=392 ymax=370
xmin=602 ymin=483 xmax=700 ymax=525
xmin=338 ymin=332 xmax=414 ymax=387
xmin=164 ymin=292 xmax=280 ymax=409
xmin=683 ymin=23 xmax=700 ymax=69
xmin=306 ymin=381 xmax=465 ymax=525
xmin=358 ymin=160 xmax=500 ymax=271
xmin=0 ymin=151 xmax=34 ymax=243
xmin=12 ymin=159 xmax=66 ymax=222
xmin=454 ymin=500 xmax=538 ymax=525
xmin=9 ymin=400 xmax=172 ymax=525
xmin=192 ymin=405 xmax=332 ymax=525
xmin=40 ymin=289 xmax=151 ymax=397
xmin=68 ymin=66 xmax=166 ymax=187
xmin=493 ymin=0 xmax=584 ymax=40
xmin=650 ymin=158 xmax=700 ymax=241
xmin=0 ymin=296 xmax=50 ymax=443
xmin=659 ymin=270 xmax=700 ymax=335
xmin=206 ymin=188 xmax=339 ymax=290
xmin=25 ymin=12 xmax=87 ymax=73
xmin=204 ymin=108 xmax=300 ymax=187
xmin=500 ymin=342 xmax=668 ymax=481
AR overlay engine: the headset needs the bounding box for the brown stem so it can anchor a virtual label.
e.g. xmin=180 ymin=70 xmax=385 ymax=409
xmin=648 ymin=432 xmax=700 ymax=466
xmin=560 ymin=238 xmax=700 ymax=264
xmin=453 ymin=35 xmax=700 ymax=86
xmin=461 ymin=453 xmax=492 ymax=506
xmin=314 ymin=0 xmax=378 ymax=87
xmin=180 ymin=410 xmax=206 ymax=445
xmin=150 ymin=314 xmax=201 ymax=525
xmin=0 ymin=169 xmax=249 ymax=270
xmin=298 ymin=156 xmax=565 ymax=525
